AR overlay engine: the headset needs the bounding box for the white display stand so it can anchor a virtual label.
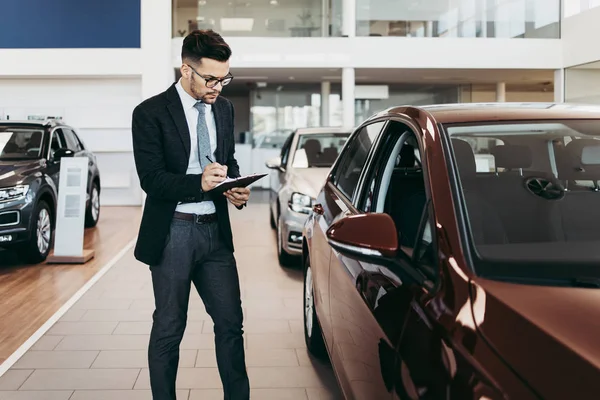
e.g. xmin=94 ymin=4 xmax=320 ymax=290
xmin=47 ymin=157 xmax=95 ymax=264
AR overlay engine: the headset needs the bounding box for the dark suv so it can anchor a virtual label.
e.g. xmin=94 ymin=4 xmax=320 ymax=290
xmin=0 ymin=119 xmax=101 ymax=263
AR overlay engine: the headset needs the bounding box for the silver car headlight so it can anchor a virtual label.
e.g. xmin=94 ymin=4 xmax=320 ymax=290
xmin=289 ymin=192 xmax=313 ymax=214
xmin=0 ymin=185 xmax=29 ymax=202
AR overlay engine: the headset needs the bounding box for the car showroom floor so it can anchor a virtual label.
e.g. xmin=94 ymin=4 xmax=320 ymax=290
xmin=0 ymin=191 xmax=342 ymax=400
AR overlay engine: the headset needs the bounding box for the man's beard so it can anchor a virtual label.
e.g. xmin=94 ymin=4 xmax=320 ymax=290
xmin=191 ymin=80 xmax=219 ymax=102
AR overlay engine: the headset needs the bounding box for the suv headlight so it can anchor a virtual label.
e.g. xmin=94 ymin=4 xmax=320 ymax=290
xmin=289 ymin=192 xmax=313 ymax=214
xmin=0 ymin=185 xmax=30 ymax=202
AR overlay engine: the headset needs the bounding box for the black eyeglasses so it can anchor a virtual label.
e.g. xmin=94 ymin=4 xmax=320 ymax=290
xmin=186 ymin=64 xmax=233 ymax=88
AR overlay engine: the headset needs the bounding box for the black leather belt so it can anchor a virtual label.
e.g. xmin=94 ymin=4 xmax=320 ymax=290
xmin=173 ymin=211 xmax=217 ymax=224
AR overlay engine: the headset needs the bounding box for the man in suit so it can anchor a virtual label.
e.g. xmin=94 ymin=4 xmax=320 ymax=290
xmin=131 ymin=29 xmax=250 ymax=400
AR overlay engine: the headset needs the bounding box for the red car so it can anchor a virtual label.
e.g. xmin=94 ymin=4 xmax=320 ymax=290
xmin=302 ymin=103 xmax=600 ymax=399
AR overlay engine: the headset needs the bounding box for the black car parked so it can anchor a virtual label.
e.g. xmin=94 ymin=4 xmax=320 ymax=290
xmin=0 ymin=119 xmax=101 ymax=263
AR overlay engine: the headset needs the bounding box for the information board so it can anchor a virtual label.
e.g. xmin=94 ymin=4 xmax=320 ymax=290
xmin=51 ymin=157 xmax=90 ymax=259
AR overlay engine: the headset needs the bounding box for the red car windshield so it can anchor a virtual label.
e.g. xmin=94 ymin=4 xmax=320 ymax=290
xmin=445 ymin=120 xmax=600 ymax=284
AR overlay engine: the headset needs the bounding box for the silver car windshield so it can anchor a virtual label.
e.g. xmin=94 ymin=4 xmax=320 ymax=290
xmin=291 ymin=133 xmax=349 ymax=168
xmin=0 ymin=128 xmax=45 ymax=160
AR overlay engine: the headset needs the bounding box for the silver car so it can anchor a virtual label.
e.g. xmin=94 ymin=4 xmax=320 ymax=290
xmin=265 ymin=127 xmax=351 ymax=265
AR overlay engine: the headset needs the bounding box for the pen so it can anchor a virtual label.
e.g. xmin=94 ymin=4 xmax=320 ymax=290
xmin=206 ymin=155 xmax=214 ymax=163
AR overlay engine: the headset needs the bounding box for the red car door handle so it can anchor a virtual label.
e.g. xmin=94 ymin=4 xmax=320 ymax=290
xmin=313 ymin=204 xmax=324 ymax=215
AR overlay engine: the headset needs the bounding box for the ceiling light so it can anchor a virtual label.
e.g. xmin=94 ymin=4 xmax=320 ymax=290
xmin=198 ymin=0 xmax=206 ymax=5
xmin=288 ymin=76 xmax=295 ymax=80
xmin=270 ymin=0 xmax=278 ymax=4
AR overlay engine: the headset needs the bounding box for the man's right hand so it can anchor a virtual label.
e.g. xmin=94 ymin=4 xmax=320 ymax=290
xmin=201 ymin=162 xmax=228 ymax=192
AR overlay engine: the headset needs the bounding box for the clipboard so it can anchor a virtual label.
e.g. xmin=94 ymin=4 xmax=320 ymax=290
xmin=209 ymin=173 xmax=268 ymax=193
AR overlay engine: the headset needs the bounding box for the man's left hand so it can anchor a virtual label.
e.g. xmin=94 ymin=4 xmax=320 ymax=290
xmin=224 ymin=187 xmax=250 ymax=207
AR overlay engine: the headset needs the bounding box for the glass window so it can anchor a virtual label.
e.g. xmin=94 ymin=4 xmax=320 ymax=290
xmin=172 ymin=0 xmax=332 ymax=38
xmin=355 ymin=0 xmax=560 ymax=38
xmin=446 ymin=119 xmax=600 ymax=283
xmin=0 ymin=127 xmax=45 ymax=160
xmin=291 ymin=132 xmax=350 ymax=168
xmin=333 ymin=121 xmax=384 ymax=200
xmin=50 ymin=129 xmax=66 ymax=155
xmin=362 ymin=125 xmax=428 ymax=253
xmin=280 ymin=132 xmax=294 ymax=167
xmin=62 ymin=129 xmax=82 ymax=152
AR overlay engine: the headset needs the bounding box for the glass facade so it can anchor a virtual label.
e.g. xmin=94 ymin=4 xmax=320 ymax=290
xmin=172 ymin=0 xmax=560 ymax=38
xmin=563 ymin=0 xmax=600 ymax=18
xmin=173 ymin=0 xmax=330 ymax=38
xmin=248 ymin=83 xmax=460 ymax=149
xmin=356 ymin=0 xmax=561 ymax=38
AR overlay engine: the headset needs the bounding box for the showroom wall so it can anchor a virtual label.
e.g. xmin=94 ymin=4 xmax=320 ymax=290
xmin=561 ymin=4 xmax=600 ymax=67
xmin=0 ymin=0 xmax=173 ymax=207
xmin=0 ymin=78 xmax=144 ymax=206
xmin=565 ymin=67 xmax=600 ymax=104
xmin=466 ymin=84 xmax=555 ymax=102
xmin=0 ymin=0 xmax=141 ymax=48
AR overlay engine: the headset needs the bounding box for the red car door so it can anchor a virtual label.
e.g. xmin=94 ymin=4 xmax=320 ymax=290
xmin=324 ymin=120 xmax=396 ymax=399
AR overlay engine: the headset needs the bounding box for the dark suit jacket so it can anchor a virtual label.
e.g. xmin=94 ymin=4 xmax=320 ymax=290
xmin=131 ymin=83 xmax=243 ymax=266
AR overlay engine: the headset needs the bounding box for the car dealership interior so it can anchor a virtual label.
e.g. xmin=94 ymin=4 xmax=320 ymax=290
xmin=1 ymin=0 xmax=600 ymax=399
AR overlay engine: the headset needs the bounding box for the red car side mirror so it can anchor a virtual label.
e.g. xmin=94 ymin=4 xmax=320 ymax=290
xmin=326 ymin=213 xmax=398 ymax=259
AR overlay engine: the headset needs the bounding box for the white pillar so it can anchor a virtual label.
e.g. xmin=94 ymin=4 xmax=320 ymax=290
xmin=342 ymin=0 xmax=356 ymax=37
xmin=140 ymin=0 xmax=175 ymax=205
xmin=321 ymin=0 xmax=329 ymax=37
xmin=321 ymin=81 xmax=331 ymax=126
xmin=554 ymin=69 xmax=565 ymax=103
xmin=425 ymin=21 xmax=434 ymax=37
xmin=496 ymin=82 xmax=506 ymax=102
xmin=342 ymin=68 xmax=355 ymax=128
xmin=141 ymin=0 xmax=175 ymax=101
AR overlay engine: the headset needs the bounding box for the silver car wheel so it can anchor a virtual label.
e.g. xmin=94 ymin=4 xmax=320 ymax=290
xmin=37 ymin=208 xmax=51 ymax=254
xmin=91 ymin=186 xmax=100 ymax=221
xmin=305 ymin=265 xmax=314 ymax=337
xmin=277 ymin=215 xmax=283 ymax=256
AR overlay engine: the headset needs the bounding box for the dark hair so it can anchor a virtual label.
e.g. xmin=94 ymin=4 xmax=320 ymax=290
xmin=181 ymin=29 xmax=232 ymax=64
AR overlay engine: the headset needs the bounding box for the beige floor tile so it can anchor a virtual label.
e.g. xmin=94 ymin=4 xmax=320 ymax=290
xmin=72 ymin=298 xmax=134 ymax=310
xmin=47 ymin=321 xmax=119 ymax=335
xmin=295 ymin=348 xmax=314 ymax=367
xmin=113 ymin=321 xmax=204 ymax=335
xmin=306 ymin=387 xmax=343 ymax=400
xmin=202 ymin=319 xmax=290 ymax=334
xmin=69 ymin=390 xmax=189 ymax=400
xmin=12 ymin=350 xmax=99 ymax=369
xmin=20 ymin=368 xmax=141 ymax=390
xmin=92 ymin=349 xmax=196 ymax=368
xmin=1 ymin=200 xmax=342 ymax=399
xmin=283 ymin=297 xmax=303 ymax=309
xmin=245 ymin=348 xmax=300 ymax=367
xmin=188 ymin=389 xmax=222 ymax=400
xmin=59 ymin=308 xmax=86 ymax=322
xmin=80 ymin=309 xmax=152 ymax=322
xmin=289 ymin=320 xmax=304 ymax=334
xmin=55 ymin=334 xmax=149 ymax=351
xmin=190 ymin=388 xmax=307 ymax=400
xmin=134 ymin=368 xmax=222 ymax=390
xmin=0 ymin=369 xmax=33 ymax=390
xmin=194 ymin=349 xmax=217 ymax=367
xmin=30 ymin=335 xmax=63 ymax=351
xmin=246 ymin=333 xmax=305 ymax=350
xmin=0 ymin=392 xmax=73 ymax=400
xmin=247 ymin=366 xmax=326 ymax=388
xmin=180 ymin=334 xmax=215 ymax=350
xmin=244 ymin=305 xmax=302 ymax=320
xmin=100 ymin=289 xmax=153 ymax=300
